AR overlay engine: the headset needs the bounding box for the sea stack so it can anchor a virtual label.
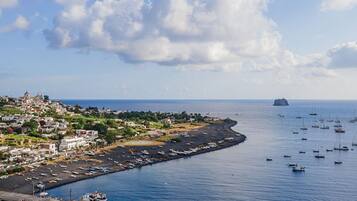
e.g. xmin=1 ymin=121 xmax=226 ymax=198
xmin=273 ymin=98 xmax=289 ymax=106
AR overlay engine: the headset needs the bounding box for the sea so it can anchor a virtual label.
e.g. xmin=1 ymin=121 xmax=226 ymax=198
xmin=48 ymin=100 xmax=357 ymax=201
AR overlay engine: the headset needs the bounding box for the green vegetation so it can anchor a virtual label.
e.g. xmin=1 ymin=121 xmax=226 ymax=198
xmin=0 ymin=134 xmax=46 ymax=146
xmin=0 ymin=106 xmax=23 ymax=115
xmin=157 ymin=135 xmax=181 ymax=142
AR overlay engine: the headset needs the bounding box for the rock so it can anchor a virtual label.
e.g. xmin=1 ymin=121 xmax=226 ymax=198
xmin=273 ymin=98 xmax=289 ymax=106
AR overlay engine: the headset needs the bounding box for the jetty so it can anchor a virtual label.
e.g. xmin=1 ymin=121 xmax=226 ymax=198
xmin=0 ymin=191 xmax=58 ymax=201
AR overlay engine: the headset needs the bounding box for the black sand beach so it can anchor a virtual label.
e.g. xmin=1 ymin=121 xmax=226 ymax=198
xmin=0 ymin=119 xmax=246 ymax=195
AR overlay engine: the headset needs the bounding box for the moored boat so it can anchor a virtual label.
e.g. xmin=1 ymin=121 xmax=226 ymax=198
xmin=292 ymin=166 xmax=305 ymax=172
xmin=81 ymin=191 xmax=108 ymax=201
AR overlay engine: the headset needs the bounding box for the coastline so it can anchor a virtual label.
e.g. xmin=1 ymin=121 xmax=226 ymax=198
xmin=0 ymin=119 xmax=246 ymax=195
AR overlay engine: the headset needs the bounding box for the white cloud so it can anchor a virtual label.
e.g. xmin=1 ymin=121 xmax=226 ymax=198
xmin=0 ymin=15 xmax=30 ymax=32
xmin=303 ymin=41 xmax=357 ymax=68
xmin=0 ymin=0 xmax=17 ymax=8
xmin=44 ymin=0 xmax=298 ymax=71
xmin=321 ymin=0 xmax=357 ymax=11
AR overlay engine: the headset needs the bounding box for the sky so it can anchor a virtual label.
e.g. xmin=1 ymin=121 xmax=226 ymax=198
xmin=1 ymin=0 xmax=357 ymax=99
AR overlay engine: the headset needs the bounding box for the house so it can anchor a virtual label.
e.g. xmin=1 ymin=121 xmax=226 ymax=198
xmin=38 ymin=143 xmax=58 ymax=156
xmin=75 ymin=130 xmax=98 ymax=141
xmin=59 ymin=137 xmax=88 ymax=151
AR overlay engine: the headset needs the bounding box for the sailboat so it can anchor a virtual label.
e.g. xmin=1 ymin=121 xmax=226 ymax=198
xmin=314 ymin=146 xmax=325 ymax=159
xmin=352 ymin=134 xmax=357 ymax=146
xmin=334 ymin=133 xmax=349 ymax=151
xmin=300 ymin=118 xmax=308 ymax=131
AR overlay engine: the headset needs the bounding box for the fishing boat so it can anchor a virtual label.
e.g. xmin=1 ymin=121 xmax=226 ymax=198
xmin=81 ymin=192 xmax=108 ymax=201
xmin=292 ymin=166 xmax=305 ymax=172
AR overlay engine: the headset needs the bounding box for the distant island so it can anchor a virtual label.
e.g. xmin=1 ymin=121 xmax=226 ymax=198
xmin=273 ymin=98 xmax=289 ymax=106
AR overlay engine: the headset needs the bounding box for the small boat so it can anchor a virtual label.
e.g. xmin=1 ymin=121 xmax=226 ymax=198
xmin=81 ymin=191 xmax=108 ymax=201
xmin=39 ymin=192 xmax=48 ymax=198
xmin=301 ymin=138 xmax=307 ymax=141
xmin=299 ymin=151 xmax=306 ymax=154
xmin=310 ymin=113 xmax=317 ymax=116
xmin=292 ymin=131 xmax=299 ymax=134
xmin=296 ymin=116 xmax=302 ymax=119
xmin=312 ymin=125 xmax=320 ymax=128
xmin=335 ymin=128 xmax=345 ymax=133
xmin=326 ymin=149 xmax=333 ymax=152
xmin=300 ymin=119 xmax=308 ymax=131
xmin=320 ymin=125 xmax=330 ymax=130
xmin=315 ymin=155 xmax=325 ymax=159
xmin=266 ymin=158 xmax=273 ymax=161
xmin=353 ymin=143 xmax=357 ymax=147
xmin=334 ymin=161 xmax=343 ymax=165
xmin=288 ymin=163 xmax=298 ymax=167
xmin=313 ymin=150 xmax=319 ymax=153
xmin=292 ymin=166 xmax=305 ymax=172
xmin=283 ymin=155 xmax=291 ymax=158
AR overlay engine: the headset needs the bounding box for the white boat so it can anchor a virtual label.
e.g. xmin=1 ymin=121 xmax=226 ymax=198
xmin=81 ymin=192 xmax=108 ymax=201
xmin=292 ymin=166 xmax=305 ymax=172
xmin=320 ymin=125 xmax=329 ymax=130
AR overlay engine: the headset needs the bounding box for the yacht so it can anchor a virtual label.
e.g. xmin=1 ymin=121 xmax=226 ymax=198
xmin=335 ymin=128 xmax=345 ymax=133
xmin=81 ymin=192 xmax=108 ymax=201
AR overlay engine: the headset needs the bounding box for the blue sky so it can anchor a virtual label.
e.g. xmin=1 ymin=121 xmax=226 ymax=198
xmin=1 ymin=0 xmax=357 ymax=99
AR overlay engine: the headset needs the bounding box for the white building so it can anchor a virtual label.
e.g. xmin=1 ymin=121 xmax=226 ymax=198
xmin=38 ymin=143 xmax=58 ymax=156
xmin=59 ymin=137 xmax=88 ymax=151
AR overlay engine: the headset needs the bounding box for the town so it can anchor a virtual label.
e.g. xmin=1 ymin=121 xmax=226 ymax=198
xmin=0 ymin=92 xmax=209 ymax=179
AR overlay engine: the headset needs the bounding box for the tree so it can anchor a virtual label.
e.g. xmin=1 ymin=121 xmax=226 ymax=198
xmin=22 ymin=119 xmax=39 ymax=133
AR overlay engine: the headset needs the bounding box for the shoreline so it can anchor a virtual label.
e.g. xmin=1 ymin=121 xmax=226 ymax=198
xmin=0 ymin=119 xmax=246 ymax=195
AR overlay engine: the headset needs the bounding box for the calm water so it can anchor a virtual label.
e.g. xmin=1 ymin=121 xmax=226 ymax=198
xmin=49 ymin=100 xmax=357 ymax=201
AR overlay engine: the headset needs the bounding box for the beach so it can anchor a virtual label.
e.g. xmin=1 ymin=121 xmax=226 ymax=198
xmin=0 ymin=119 xmax=245 ymax=195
